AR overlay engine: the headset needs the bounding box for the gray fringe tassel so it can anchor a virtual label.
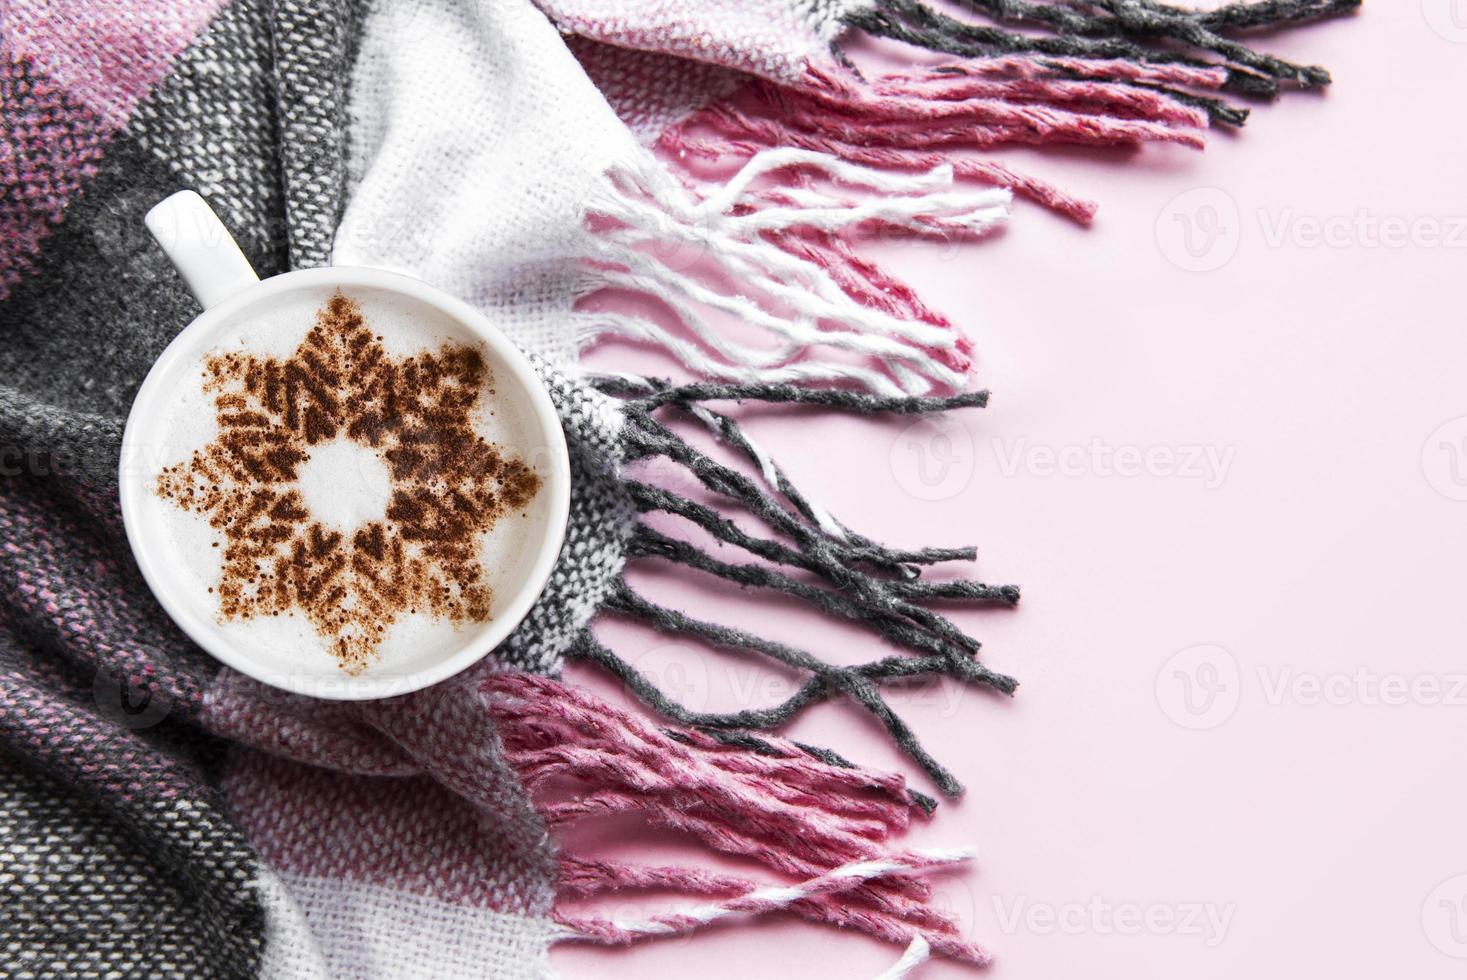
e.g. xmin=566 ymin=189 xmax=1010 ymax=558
xmin=570 ymin=378 xmax=1018 ymax=797
xmin=662 ymin=728 xmax=941 ymax=814
xmin=845 ymin=0 xmax=1361 ymax=125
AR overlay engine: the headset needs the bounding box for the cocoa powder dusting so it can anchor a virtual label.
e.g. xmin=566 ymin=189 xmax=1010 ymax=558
xmin=156 ymin=292 xmax=542 ymax=674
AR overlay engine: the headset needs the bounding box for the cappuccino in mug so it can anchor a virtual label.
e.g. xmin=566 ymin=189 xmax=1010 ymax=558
xmin=143 ymin=289 xmax=546 ymax=676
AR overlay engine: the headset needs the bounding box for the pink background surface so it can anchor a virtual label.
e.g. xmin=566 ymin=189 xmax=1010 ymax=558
xmin=554 ymin=4 xmax=1467 ymax=977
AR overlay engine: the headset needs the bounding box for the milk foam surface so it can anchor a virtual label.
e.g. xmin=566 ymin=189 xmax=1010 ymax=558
xmin=136 ymin=284 xmax=551 ymax=686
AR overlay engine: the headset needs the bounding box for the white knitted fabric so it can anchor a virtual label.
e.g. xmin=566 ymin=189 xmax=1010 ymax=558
xmin=499 ymin=360 xmax=633 ymax=673
xmin=332 ymin=0 xmax=642 ymax=365
xmin=253 ymin=868 xmax=331 ymax=980
xmin=330 ymin=0 xmax=1005 ymax=396
xmin=256 ymin=871 xmax=562 ymax=980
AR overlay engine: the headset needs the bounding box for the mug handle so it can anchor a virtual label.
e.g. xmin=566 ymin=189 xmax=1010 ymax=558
xmin=145 ymin=191 xmax=260 ymax=310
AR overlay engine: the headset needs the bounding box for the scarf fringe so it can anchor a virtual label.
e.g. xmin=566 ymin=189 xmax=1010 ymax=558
xmin=586 ymin=5 xmax=1356 ymax=394
xmin=580 ymin=53 xmax=1236 ymax=396
xmin=485 ymin=670 xmax=991 ymax=966
xmin=576 ymin=3 xmax=1357 ymax=395
xmin=516 ymin=9 xmax=1354 ymax=965
xmin=582 ymin=146 xmax=1009 ymax=396
xmin=656 ymin=53 xmax=1233 ymax=225
xmin=568 ymin=378 xmax=1016 ymax=798
xmin=844 ymin=0 xmax=1360 ymax=113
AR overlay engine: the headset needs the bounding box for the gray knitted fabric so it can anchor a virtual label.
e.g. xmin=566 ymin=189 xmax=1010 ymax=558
xmin=269 ymin=0 xmax=371 ymax=266
xmin=129 ymin=0 xmax=288 ymax=277
xmin=0 ymin=434 xmax=266 ymax=977
xmin=0 ymin=761 xmax=263 ymax=978
xmin=0 ymin=3 xmax=392 ymax=974
xmin=501 ymin=361 xmax=634 ymax=674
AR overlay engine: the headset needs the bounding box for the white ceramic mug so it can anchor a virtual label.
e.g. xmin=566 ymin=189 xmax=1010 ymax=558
xmin=120 ymin=191 xmax=570 ymax=699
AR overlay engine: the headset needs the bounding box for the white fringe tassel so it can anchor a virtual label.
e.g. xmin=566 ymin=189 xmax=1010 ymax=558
xmin=877 ymin=936 xmax=933 ymax=980
xmin=566 ymin=846 xmax=975 ymax=942
xmin=582 ymin=148 xmax=1010 ymax=396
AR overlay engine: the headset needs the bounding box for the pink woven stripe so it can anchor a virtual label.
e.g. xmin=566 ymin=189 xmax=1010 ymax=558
xmin=655 ymin=51 xmax=1222 ymax=225
xmin=1 ymin=213 xmax=58 ymax=300
xmin=211 ymin=668 xmax=558 ymax=916
xmin=226 ymin=748 xmax=547 ymax=913
xmin=536 ymin=0 xmax=830 ymax=83
xmin=4 ymin=0 xmax=226 ymax=127
xmin=0 ymin=50 xmax=113 ymax=299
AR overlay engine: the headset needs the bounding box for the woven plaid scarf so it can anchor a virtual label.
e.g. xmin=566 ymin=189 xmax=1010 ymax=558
xmin=1 ymin=0 xmax=1355 ymax=975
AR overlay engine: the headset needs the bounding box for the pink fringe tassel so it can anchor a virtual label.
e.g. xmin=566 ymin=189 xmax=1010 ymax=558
xmin=484 ymin=670 xmax=989 ymax=965
xmin=661 ymin=54 xmax=1226 ymax=225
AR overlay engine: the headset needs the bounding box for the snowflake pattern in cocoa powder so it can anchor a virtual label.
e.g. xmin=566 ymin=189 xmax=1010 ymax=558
xmin=157 ymin=292 xmax=541 ymax=674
